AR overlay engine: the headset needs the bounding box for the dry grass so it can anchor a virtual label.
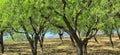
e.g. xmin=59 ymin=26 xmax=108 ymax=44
xmin=1 ymin=36 xmax=120 ymax=55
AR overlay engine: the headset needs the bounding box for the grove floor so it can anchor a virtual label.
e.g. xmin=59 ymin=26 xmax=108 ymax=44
xmin=1 ymin=36 xmax=120 ymax=55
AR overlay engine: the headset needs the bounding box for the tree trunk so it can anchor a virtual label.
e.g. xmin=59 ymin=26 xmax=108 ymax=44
xmin=34 ymin=35 xmax=39 ymax=55
xmin=65 ymin=31 xmax=76 ymax=47
xmin=61 ymin=2 xmax=84 ymax=54
xmin=116 ymin=30 xmax=120 ymax=40
xmin=70 ymin=31 xmax=84 ymax=55
xmin=109 ymin=28 xmax=114 ymax=48
xmin=20 ymin=21 xmax=38 ymax=55
xmin=93 ymin=36 xmax=99 ymax=43
xmin=83 ymin=41 xmax=88 ymax=54
xmin=109 ymin=33 xmax=114 ymax=48
xmin=77 ymin=45 xmax=84 ymax=55
xmin=25 ymin=34 xmax=37 ymax=55
xmin=70 ymin=35 xmax=76 ymax=47
xmin=26 ymin=38 xmax=36 ymax=55
xmin=31 ymin=43 xmax=36 ymax=55
xmin=58 ymin=30 xmax=64 ymax=43
xmin=62 ymin=14 xmax=83 ymax=55
xmin=27 ymin=37 xmax=38 ymax=55
xmin=38 ymin=33 xmax=45 ymax=55
xmin=0 ymin=31 xmax=4 ymax=53
xmin=58 ymin=33 xmax=63 ymax=43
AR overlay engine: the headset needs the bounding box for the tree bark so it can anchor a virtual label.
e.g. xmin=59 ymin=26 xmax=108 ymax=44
xmin=39 ymin=35 xmax=44 ymax=55
xmin=20 ymin=21 xmax=37 ymax=55
xmin=61 ymin=1 xmax=84 ymax=54
xmin=58 ymin=30 xmax=64 ymax=43
xmin=83 ymin=41 xmax=88 ymax=54
xmin=0 ymin=30 xmax=4 ymax=53
xmin=40 ymin=36 xmax=44 ymax=50
xmin=69 ymin=35 xmax=76 ymax=47
xmin=77 ymin=45 xmax=84 ymax=55
xmin=34 ymin=35 xmax=39 ymax=55
xmin=93 ymin=36 xmax=99 ymax=43
xmin=109 ymin=29 xmax=114 ymax=48
xmin=116 ymin=29 xmax=120 ymax=40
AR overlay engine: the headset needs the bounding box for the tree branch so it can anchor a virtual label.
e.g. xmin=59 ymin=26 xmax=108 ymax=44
xmin=11 ymin=27 xmax=25 ymax=33
xmin=83 ymin=29 xmax=98 ymax=44
xmin=19 ymin=21 xmax=33 ymax=42
xmin=74 ymin=9 xmax=82 ymax=31
xmin=29 ymin=17 xmax=37 ymax=35
xmin=54 ymin=10 xmax=63 ymax=16
xmin=41 ymin=14 xmax=64 ymax=29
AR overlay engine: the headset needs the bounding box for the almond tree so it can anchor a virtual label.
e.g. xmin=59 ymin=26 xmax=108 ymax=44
xmin=41 ymin=0 xmax=100 ymax=55
xmin=0 ymin=0 xmax=8 ymax=53
xmin=2 ymin=0 xmax=49 ymax=55
xmin=41 ymin=0 xmax=120 ymax=55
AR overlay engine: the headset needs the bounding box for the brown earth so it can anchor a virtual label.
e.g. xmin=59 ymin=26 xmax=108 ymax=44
xmin=1 ymin=36 xmax=120 ymax=55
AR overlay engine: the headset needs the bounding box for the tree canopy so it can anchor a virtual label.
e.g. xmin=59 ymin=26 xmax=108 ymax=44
xmin=0 ymin=0 xmax=120 ymax=55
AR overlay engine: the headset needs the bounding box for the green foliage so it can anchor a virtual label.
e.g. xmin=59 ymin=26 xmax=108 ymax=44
xmin=0 ymin=0 xmax=120 ymax=42
xmin=0 ymin=0 xmax=120 ymax=55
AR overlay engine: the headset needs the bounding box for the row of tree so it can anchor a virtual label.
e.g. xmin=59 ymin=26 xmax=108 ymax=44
xmin=0 ymin=0 xmax=120 ymax=55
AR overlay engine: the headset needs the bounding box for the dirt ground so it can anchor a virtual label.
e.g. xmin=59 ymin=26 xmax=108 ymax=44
xmin=1 ymin=36 xmax=120 ymax=55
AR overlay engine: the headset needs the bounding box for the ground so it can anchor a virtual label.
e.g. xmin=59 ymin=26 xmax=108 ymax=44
xmin=1 ymin=36 xmax=120 ymax=55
